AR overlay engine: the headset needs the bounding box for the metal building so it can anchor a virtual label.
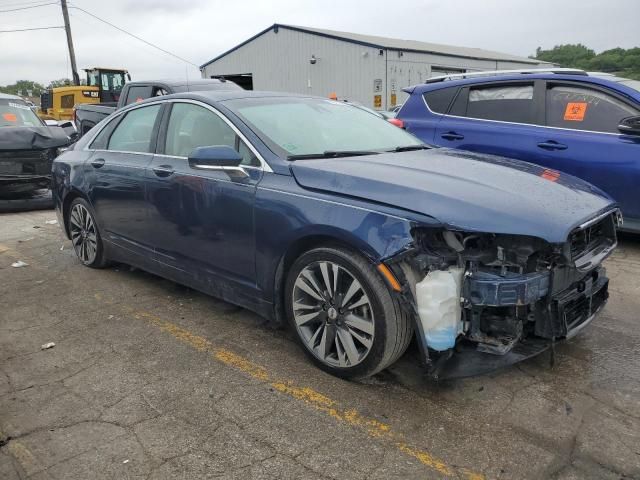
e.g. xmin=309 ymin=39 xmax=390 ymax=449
xmin=200 ymin=24 xmax=550 ymax=110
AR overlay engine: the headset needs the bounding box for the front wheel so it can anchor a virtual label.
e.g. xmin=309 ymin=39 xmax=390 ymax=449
xmin=67 ymin=197 xmax=110 ymax=268
xmin=285 ymin=246 xmax=413 ymax=379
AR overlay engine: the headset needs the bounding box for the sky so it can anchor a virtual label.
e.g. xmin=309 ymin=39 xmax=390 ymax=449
xmin=0 ymin=0 xmax=638 ymax=86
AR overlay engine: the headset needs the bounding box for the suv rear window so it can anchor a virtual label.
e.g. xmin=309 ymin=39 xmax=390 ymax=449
xmin=423 ymin=87 xmax=458 ymax=114
xmin=450 ymin=82 xmax=536 ymax=124
xmin=460 ymin=83 xmax=535 ymax=124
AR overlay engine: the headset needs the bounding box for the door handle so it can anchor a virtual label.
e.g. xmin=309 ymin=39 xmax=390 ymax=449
xmin=537 ymin=141 xmax=568 ymax=151
xmin=90 ymin=158 xmax=105 ymax=168
xmin=440 ymin=132 xmax=464 ymax=141
xmin=152 ymin=165 xmax=175 ymax=177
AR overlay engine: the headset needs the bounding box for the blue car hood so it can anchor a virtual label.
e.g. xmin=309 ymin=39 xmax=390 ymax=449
xmin=290 ymin=148 xmax=616 ymax=243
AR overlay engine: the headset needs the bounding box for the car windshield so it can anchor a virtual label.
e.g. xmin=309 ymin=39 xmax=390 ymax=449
xmin=0 ymin=99 xmax=42 ymax=127
xmin=225 ymin=97 xmax=422 ymax=158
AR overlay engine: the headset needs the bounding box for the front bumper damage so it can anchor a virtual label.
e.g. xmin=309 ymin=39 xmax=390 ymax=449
xmin=389 ymin=209 xmax=619 ymax=380
xmin=0 ymin=150 xmax=56 ymax=195
xmin=432 ymin=268 xmax=609 ymax=379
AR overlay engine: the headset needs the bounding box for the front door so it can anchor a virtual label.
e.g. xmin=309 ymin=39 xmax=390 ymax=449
xmin=86 ymin=103 xmax=162 ymax=257
xmin=145 ymin=101 xmax=263 ymax=293
xmin=532 ymin=82 xmax=640 ymax=222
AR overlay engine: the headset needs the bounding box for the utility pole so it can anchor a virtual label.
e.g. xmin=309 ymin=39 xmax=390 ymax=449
xmin=60 ymin=0 xmax=80 ymax=85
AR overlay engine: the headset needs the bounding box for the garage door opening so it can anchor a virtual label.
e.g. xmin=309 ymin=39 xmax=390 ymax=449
xmin=211 ymin=74 xmax=253 ymax=90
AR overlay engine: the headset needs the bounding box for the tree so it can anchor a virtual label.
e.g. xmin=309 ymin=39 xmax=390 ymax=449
xmin=533 ymin=44 xmax=640 ymax=80
xmin=534 ymin=44 xmax=595 ymax=69
xmin=47 ymin=78 xmax=73 ymax=88
xmin=0 ymin=80 xmax=46 ymax=96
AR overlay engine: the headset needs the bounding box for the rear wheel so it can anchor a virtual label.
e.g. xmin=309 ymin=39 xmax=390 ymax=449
xmin=285 ymin=246 xmax=413 ymax=379
xmin=67 ymin=198 xmax=109 ymax=268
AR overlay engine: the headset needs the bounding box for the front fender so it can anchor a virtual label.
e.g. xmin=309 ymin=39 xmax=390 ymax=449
xmin=254 ymin=175 xmax=423 ymax=300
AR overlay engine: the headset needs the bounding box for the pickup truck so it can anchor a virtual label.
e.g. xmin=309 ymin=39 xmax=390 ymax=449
xmin=73 ymin=78 xmax=241 ymax=137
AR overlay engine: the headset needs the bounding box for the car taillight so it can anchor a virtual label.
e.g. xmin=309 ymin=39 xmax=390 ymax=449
xmin=388 ymin=118 xmax=404 ymax=128
xmin=72 ymin=108 xmax=77 ymax=124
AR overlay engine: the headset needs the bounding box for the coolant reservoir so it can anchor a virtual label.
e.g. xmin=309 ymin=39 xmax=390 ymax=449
xmin=415 ymin=268 xmax=464 ymax=351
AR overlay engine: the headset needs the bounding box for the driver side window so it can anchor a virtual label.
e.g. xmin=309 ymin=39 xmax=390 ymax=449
xmin=164 ymin=103 xmax=259 ymax=166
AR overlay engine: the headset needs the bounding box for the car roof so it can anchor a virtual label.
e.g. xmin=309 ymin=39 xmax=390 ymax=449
xmin=0 ymin=92 xmax=24 ymax=101
xmin=126 ymin=78 xmax=234 ymax=88
xmin=407 ymin=72 xmax=640 ymax=100
xmin=141 ymin=89 xmax=318 ymax=105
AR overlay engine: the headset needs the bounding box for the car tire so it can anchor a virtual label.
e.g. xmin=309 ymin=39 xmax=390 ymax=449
xmin=67 ymin=197 xmax=110 ymax=268
xmin=285 ymin=246 xmax=413 ymax=379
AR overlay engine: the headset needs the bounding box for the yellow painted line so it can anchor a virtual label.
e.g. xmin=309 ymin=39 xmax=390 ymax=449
xmin=101 ymin=301 xmax=485 ymax=480
xmin=5 ymin=246 xmax=485 ymax=479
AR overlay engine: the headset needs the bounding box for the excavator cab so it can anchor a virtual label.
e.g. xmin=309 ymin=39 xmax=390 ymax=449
xmin=84 ymin=68 xmax=130 ymax=104
xmin=38 ymin=68 xmax=129 ymax=121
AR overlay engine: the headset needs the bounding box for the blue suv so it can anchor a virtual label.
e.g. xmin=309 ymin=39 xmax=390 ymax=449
xmin=397 ymin=69 xmax=640 ymax=232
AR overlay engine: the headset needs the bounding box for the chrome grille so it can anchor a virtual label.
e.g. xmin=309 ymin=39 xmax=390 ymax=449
xmin=569 ymin=213 xmax=616 ymax=261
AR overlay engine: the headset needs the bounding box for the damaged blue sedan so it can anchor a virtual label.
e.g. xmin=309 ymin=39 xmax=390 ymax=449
xmin=52 ymin=91 xmax=620 ymax=379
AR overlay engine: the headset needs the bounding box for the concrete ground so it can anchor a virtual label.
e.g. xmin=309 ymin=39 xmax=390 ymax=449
xmin=1 ymin=210 xmax=639 ymax=480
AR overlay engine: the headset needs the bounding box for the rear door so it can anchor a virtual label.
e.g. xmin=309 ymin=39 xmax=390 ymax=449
xmin=402 ymin=86 xmax=458 ymax=143
xmin=433 ymin=80 xmax=544 ymax=161
xmin=86 ymin=103 xmax=163 ymax=258
xmin=534 ymin=82 xmax=640 ymax=221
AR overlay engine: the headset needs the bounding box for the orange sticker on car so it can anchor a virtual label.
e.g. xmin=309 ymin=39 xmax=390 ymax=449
xmin=541 ymin=169 xmax=560 ymax=182
xmin=2 ymin=113 xmax=17 ymax=122
xmin=564 ymin=102 xmax=587 ymax=121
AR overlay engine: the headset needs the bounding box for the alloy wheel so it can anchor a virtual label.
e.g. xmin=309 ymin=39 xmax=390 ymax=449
xmin=69 ymin=203 xmax=98 ymax=264
xmin=292 ymin=261 xmax=375 ymax=368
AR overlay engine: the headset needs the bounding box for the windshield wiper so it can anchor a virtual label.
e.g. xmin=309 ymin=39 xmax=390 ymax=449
xmin=287 ymin=150 xmax=380 ymax=161
xmin=392 ymin=144 xmax=431 ymax=152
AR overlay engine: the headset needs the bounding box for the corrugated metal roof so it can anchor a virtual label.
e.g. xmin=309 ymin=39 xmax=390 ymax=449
xmin=200 ymin=24 xmax=548 ymax=69
xmin=282 ymin=25 xmax=546 ymax=64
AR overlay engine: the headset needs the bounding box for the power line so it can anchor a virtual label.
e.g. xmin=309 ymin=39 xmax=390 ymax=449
xmin=0 ymin=25 xmax=63 ymax=33
xmin=0 ymin=0 xmax=53 ymax=7
xmin=68 ymin=4 xmax=198 ymax=67
xmin=0 ymin=1 xmax=56 ymax=13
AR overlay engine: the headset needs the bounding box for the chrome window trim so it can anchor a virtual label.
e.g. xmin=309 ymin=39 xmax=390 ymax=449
xmin=90 ymin=149 xmax=152 ymax=156
xmin=83 ymin=98 xmax=273 ymax=173
xmin=420 ymin=88 xmax=639 ymax=137
xmin=153 ymin=153 xmax=263 ymax=171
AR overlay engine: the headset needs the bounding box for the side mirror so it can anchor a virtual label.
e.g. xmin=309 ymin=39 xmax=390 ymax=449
xmin=44 ymin=119 xmax=58 ymax=127
xmin=188 ymin=145 xmax=243 ymax=169
xmin=618 ymin=115 xmax=640 ymax=136
xmin=57 ymin=121 xmax=78 ymax=142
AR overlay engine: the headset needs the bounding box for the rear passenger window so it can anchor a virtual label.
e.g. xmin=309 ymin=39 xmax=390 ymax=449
xmin=125 ymin=86 xmax=153 ymax=105
xmin=546 ymin=85 xmax=638 ymax=133
xmin=465 ymin=84 xmax=535 ymax=124
xmin=108 ymin=104 xmax=160 ymax=153
xmin=423 ymin=87 xmax=458 ymax=114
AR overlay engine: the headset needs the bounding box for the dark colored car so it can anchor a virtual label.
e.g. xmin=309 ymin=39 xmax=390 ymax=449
xmin=53 ymin=91 xmax=619 ymax=379
xmin=74 ymin=78 xmax=241 ymax=137
xmin=0 ymin=93 xmax=70 ymax=196
xmin=396 ymin=68 xmax=640 ymax=232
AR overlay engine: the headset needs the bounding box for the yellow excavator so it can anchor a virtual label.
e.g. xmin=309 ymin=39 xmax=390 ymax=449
xmin=38 ymin=67 xmax=129 ymax=121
